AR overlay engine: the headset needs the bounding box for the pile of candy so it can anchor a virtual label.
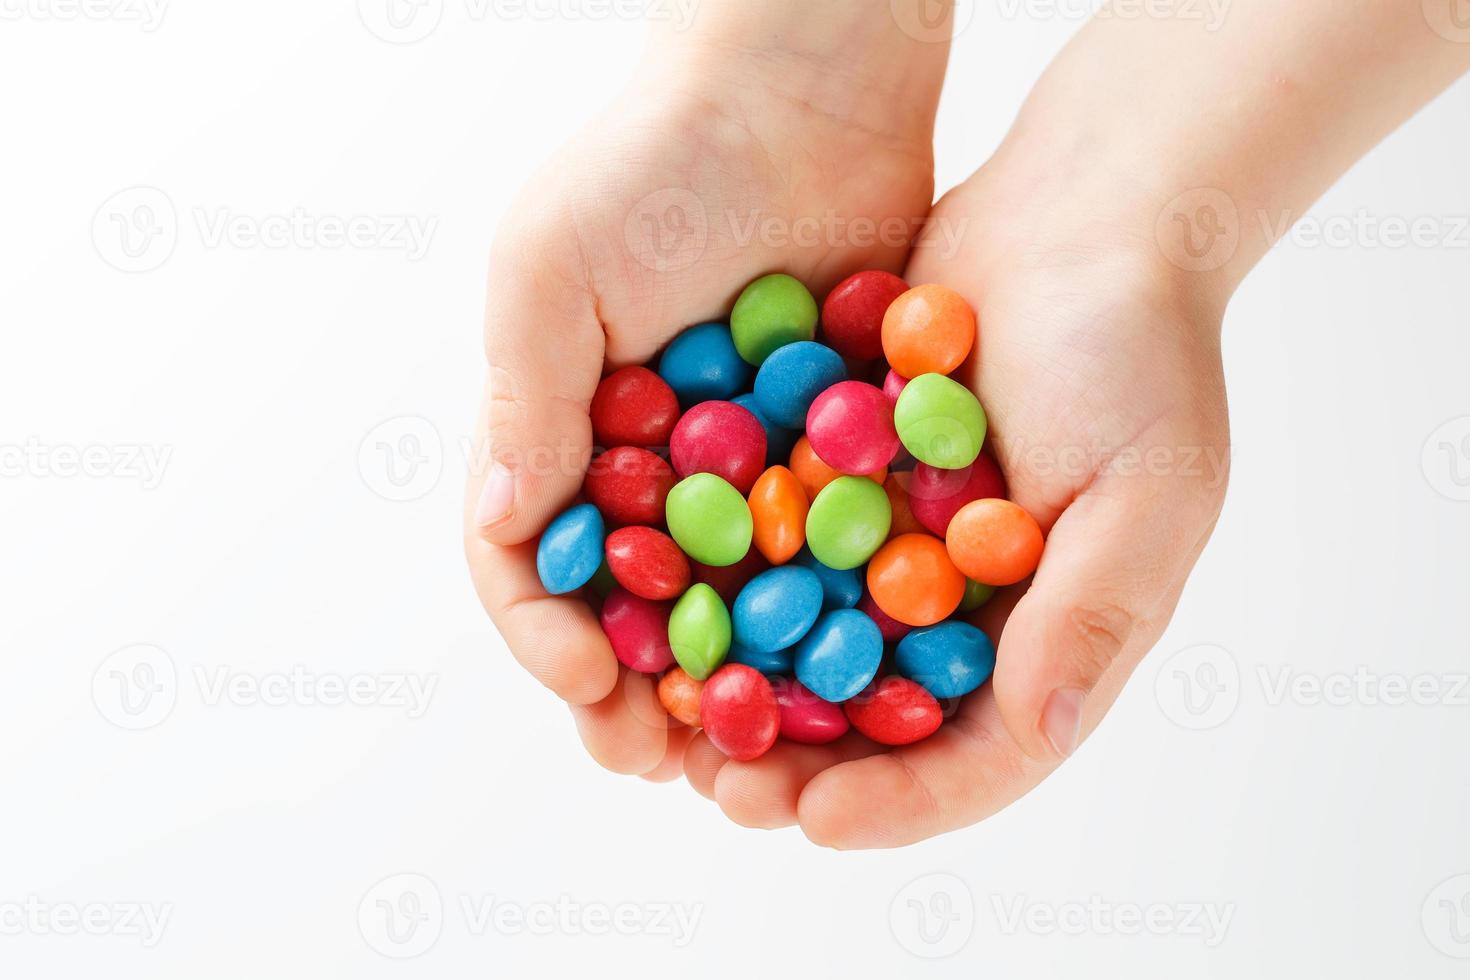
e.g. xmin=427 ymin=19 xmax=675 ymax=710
xmin=535 ymin=272 xmax=1044 ymax=762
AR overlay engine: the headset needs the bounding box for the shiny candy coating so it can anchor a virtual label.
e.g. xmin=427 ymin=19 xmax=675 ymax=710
xmin=658 ymin=322 xmax=753 ymax=406
xmin=907 ymin=453 xmax=1008 ymax=537
xmin=946 ymin=498 xmax=1045 ymax=586
xmin=753 ymin=341 xmax=847 ymax=428
xmin=584 ymin=446 xmax=675 ymax=527
xmin=959 ymin=579 xmax=997 ymax=613
xmin=731 ymin=566 xmax=824 ymax=654
xmin=805 ymin=381 xmax=900 ymax=476
xmin=727 ymin=642 xmax=794 ymax=676
xmin=590 ymin=366 xmax=680 ymax=449
xmin=843 ymin=676 xmax=943 ymax=745
xmin=895 ymin=621 xmax=997 ymax=699
xmin=731 ymin=274 xmax=819 ymax=366
xmin=658 ymin=668 xmax=704 ymax=728
xmin=794 ymin=609 xmax=884 ymax=703
xmin=881 ymin=284 xmax=976 ymax=379
xmin=882 ymin=368 xmax=908 ymax=404
xmin=772 ymin=677 xmax=850 ymax=744
xmin=535 ymin=503 xmax=604 ymax=595
xmin=665 ymin=473 xmax=753 ymax=567
xmin=894 ymin=373 xmax=988 ymax=470
xmin=820 ymin=270 xmax=909 ymax=361
xmin=806 ymin=475 xmax=892 ymax=570
xmin=670 ymin=400 xmax=767 ymax=495
xmin=748 ymin=465 xmax=809 ymax=565
xmin=604 ymin=526 xmax=691 ymax=601
xmin=700 ymin=664 xmax=781 ymax=761
xmin=859 ymin=591 xmax=914 ymax=643
xmin=788 ymin=435 xmax=886 ymax=502
xmin=866 ymin=533 xmax=965 ymax=627
xmin=668 ymin=583 xmax=731 ymax=681
xmin=599 ymin=589 xmax=675 ymax=673
xmin=792 ymin=547 xmax=863 ymax=610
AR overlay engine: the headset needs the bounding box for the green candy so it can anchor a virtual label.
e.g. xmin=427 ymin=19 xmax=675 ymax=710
xmin=959 ymin=579 xmax=997 ymax=613
xmin=669 ymin=584 xmax=731 ymax=680
xmin=730 ymin=273 xmax=819 ymax=366
xmin=894 ymin=373 xmax=988 ymax=469
xmin=666 ymin=473 xmax=753 ymax=567
xmin=806 ymin=476 xmax=891 ymax=570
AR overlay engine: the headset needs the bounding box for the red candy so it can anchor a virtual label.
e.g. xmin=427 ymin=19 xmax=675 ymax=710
xmin=599 ymin=589 xmax=675 ymax=672
xmin=805 ymin=381 xmax=901 ymax=476
xmin=858 ymin=591 xmax=914 ymax=643
xmin=605 ymin=526 xmax=691 ymax=601
xmin=843 ymin=676 xmax=943 ymax=745
xmin=772 ymin=677 xmax=850 ymax=745
xmin=692 ymin=549 xmax=769 ymax=604
xmin=821 ymin=270 xmax=910 ymax=361
xmin=584 ymin=446 xmax=676 ymax=526
xmin=700 ymin=664 xmax=780 ymax=761
xmin=670 ymin=401 xmax=767 ymax=495
xmin=590 ymin=366 xmax=680 ymax=449
xmin=882 ymin=369 xmax=908 ymax=404
xmin=907 ymin=453 xmax=1008 ymax=537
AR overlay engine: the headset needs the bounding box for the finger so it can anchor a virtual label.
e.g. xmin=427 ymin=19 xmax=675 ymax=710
xmin=569 ymin=667 xmax=669 ymax=776
xmin=682 ymin=732 xmax=727 ymax=801
xmin=641 ymin=725 xmax=695 ymax=784
xmin=714 ymin=733 xmax=885 ymax=830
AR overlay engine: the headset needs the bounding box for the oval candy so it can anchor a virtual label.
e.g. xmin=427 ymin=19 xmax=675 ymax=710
xmin=946 ymin=498 xmax=1045 ymax=586
xmin=843 ymin=676 xmax=943 ymax=745
xmin=668 ymin=583 xmax=731 ymax=681
xmin=666 ymin=473 xmax=753 ymax=568
xmin=658 ymin=322 xmax=753 ymax=406
xmin=772 ymin=677 xmax=850 ymax=745
xmin=590 ymin=366 xmax=680 ymax=449
xmin=907 ymin=453 xmax=1007 ymax=537
xmin=584 ymin=446 xmax=676 ymax=527
xmin=881 ymin=284 xmax=976 ymax=379
xmin=753 ymin=341 xmax=847 ymax=428
xmin=894 ymin=373 xmax=987 ymax=470
xmin=599 ymin=589 xmax=675 ymax=673
xmin=657 ymin=668 xmax=704 ymax=728
xmin=806 ymin=475 xmax=892 ymax=570
xmin=895 ymin=621 xmax=997 ymax=699
xmin=805 ymin=380 xmax=900 ymax=476
xmin=748 ymin=465 xmax=809 ymax=565
xmin=604 ymin=526 xmax=690 ymax=601
xmin=670 ymin=400 xmax=767 ymax=495
xmin=535 ymin=503 xmax=604 ymax=595
xmin=731 ymin=565 xmax=824 ymax=654
xmin=821 ymin=270 xmax=909 ymax=361
xmin=794 ymin=608 xmax=883 ymax=703
xmin=866 ymin=533 xmax=965 ymax=627
xmin=731 ymin=274 xmax=819 ymax=366
xmin=726 ymin=642 xmax=794 ymax=676
xmin=700 ymin=664 xmax=781 ymax=761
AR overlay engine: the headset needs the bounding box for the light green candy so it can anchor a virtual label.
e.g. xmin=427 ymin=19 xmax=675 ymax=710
xmin=666 ymin=473 xmax=752 ymax=567
xmin=894 ymin=373 xmax=988 ymax=469
xmin=669 ymin=584 xmax=730 ymax=680
xmin=806 ymin=476 xmax=891 ymax=570
xmin=730 ymin=273 xmax=819 ymax=366
xmin=959 ymin=579 xmax=997 ymax=613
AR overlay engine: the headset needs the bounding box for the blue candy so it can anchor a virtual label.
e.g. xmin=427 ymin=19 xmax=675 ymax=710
xmin=795 ymin=609 xmax=883 ymax=703
xmin=732 ymin=566 xmax=823 ymax=654
xmin=733 ymin=393 xmax=801 ymax=468
xmin=535 ymin=503 xmax=604 ymax=595
xmin=792 ymin=547 xmax=862 ymax=610
xmin=727 ymin=642 xmax=795 ymax=676
xmin=658 ymin=322 xmax=753 ymax=407
xmin=895 ymin=621 xmax=996 ymax=699
xmin=752 ymin=341 xmax=847 ymax=428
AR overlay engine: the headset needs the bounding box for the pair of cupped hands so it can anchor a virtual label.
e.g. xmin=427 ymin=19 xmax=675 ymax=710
xmin=463 ymin=43 xmax=1231 ymax=849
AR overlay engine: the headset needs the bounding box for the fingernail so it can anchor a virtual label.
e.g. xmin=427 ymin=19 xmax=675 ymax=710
xmin=475 ymin=462 xmax=514 ymax=528
xmin=1041 ymin=687 xmax=1085 ymax=758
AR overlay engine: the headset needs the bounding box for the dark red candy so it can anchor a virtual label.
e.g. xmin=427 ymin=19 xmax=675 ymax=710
xmin=700 ymin=664 xmax=780 ymax=761
xmin=858 ymin=591 xmax=914 ymax=643
xmin=843 ymin=676 xmax=943 ymax=746
xmin=599 ymin=589 xmax=675 ymax=672
xmin=590 ymin=366 xmax=680 ymax=449
xmin=771 ymin=677 xmax=850 ymax=745
xmin=605 ymin=526 xmax=690 ymax=601
xmin=907 ymin=452 xmax=1008 ymax=537
xmin=669 ymin=401 xmax=767 ymax=495
xmin=692 ymin=548 xmax=769 ymax=604
xmin=821 ymin=270 xmax=910 ymax=361
xmin=584 ymin=446 xmax=675 ymax=526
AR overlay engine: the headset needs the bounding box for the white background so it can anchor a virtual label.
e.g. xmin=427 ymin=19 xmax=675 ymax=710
xmin=2 ymin=1 xmax=1469 ymax=976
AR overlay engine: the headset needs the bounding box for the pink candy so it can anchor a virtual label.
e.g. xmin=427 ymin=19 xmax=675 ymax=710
xmin=670 ymin=401 xmax=767 ymax=496
xmin=907 ymin=453 xmax=1008 ymax=537
xmin=599 ymin=589 xmax=675 ymax=673
xmin=772 ymin=677 xmax=850 ymax=744
xmin=804 ymin=381 xmax=900 ymax=476
xmin=882 ymin=369 xmax=908 ymax=404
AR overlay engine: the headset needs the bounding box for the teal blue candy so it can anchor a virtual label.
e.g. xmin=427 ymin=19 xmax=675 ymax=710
xmin=727 ymin=642 xmax=794 ymax=676
xmin=658 ymin=322 xmax=753 ymax=407
xmin=752 ymin=341 xmax=847 ymax=428
xmin=665 ymin=473 xmax=753 ymax=567
xmin=794 ymin=609 xmax=883 ymax=703
xmin=792 ymin=547 xmax=863 ymax=609
xmin=732 ymin=566 xmax=824 ymax=654
xmin=535 ymin=503 xmax=604 ymax=595
xmin=893 ymin=373 xmax=988 ymax=469
xmin=730 ymin=274 xmax=819 ymax=366
xmin=895 ymin=621 xmax=996 ymax=699
xmin=805 ymin=476 xmax=891 ymax=570
xmin=668 ymin=584 xmax=731 ymax=681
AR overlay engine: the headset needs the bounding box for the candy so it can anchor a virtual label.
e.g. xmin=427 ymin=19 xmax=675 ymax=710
xmin=881 ymin=284 xmax=976 ymax=378
xmin=748 ymin=465 xmax=808 ymax=565
xmin=792 ymin=547 xmax=863 ymax=610
xmin=866 ymin=533 xmax=965 ymax=626
xmin=659 ymin=322 xmax=753 ymax=406
xmin=753 ymin=341 xmax=847 ymax=428
xmin=668 ymin=583 xmax=731 ymax=681
xmin=733 ymin=393 xmax=801 ymax=467
xmin=883 ymin=473 xmax=926 ymax=539
xmin=600 ymin=589 xmax=676 ymax=673
xmin=958 ymin=579 xmax=996 ymax=613
xmin=794 ymin=609 xmax=883 ymax=703
xmin=665 ymin=473 xmax=753 ymax=567
xmin=692 ymin=549 xmax=769 ymax=604
xmin=670 ymin=400 xmax=767 ymax=495
xmin=727 ymin=642 xmax=794 ymax=675
xmin=858 ymin=591 xmax=914 ymax=643
xmin=843 ymin=676 xmax=943 ymax=745
xmin=605 ymin=526 xmax=691 ymax=601
xmin=584 ymin=446 xmax=675 ymax=527
xmin=731 ymin=274 xmax=819 ymax=366
xmin=772 ymin=677 xmax=850 ymax=744
xmin=893 ymin=373 xmax=988 ymax=469
xmin=589 ymin=560 xmax=618 ymax=599
xmin=806 ymin=475 xmax=891 ymax=570
xmin=700 ymin=664 xmax=781 ymax=761
xmin=590 ymin=366 xmax=680 ymax=448
xmin=820 ymin=270 xmax=909 ymax=361
xmin=945 ymin=498 xmax=1044 ymax=586
xmin=907 ymin=453 xmax=1007 ymax=537
xmin=895 ymin=621 xmax=996 ymax=699
xmin=731 ymin=566 xmax=824 ymax=654
xmin=788 ymin=435 xmax=886 ymax=501
xmin=535 ymin=503 xmax=604 ymax=595
xmin=881 ymin=368 xmax=908 ymax=404
xmin=658 ymin=668 xmax=704 ymax=727
xmin=805 ymin=380 xmax=900 ymax=476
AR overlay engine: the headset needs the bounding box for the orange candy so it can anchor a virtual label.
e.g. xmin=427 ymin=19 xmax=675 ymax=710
xmin=789 ymin=435 xmax=886 ymax=502
xmin=881 ymin=284 xmax=976 ymax=378
xmin=883 ymin=472 xmax=926 ymax=540
xmin=657 ymin=667 xmax=704 ymax=728
xmin=749 ymin=465 xmax=809 ymax=565
xmin=865 ymin=533 xmax=965 ymax=627
xmin=945 ymin=498 xmax=1044 ymax=586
